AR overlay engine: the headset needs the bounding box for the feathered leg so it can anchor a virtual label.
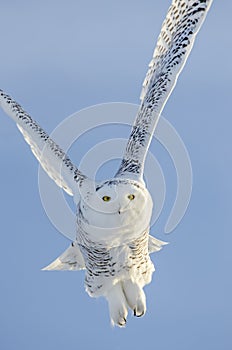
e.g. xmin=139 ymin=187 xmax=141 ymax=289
xmin=122 ymin=280 xmax=146 ymax=317
xmin=105 ymin=282 xmax=128 ymax=327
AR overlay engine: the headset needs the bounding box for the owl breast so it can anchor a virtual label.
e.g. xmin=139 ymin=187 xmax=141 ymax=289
xmin=77 ymin=224 xmax=154 ymax=297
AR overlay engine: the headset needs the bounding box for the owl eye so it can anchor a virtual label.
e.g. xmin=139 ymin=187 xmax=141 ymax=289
xmin=128 ymin=194 xmax=135 ymax=200
xmin=102 ymin=195 xmax=111 ymax=202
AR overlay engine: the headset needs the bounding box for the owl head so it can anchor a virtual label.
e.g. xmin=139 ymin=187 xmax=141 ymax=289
xmin=78 ymin=178 xmax=153 ymax=242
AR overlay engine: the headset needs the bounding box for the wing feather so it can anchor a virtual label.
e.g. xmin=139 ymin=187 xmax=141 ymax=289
xmin=116 ymin=0 xmax=213 ymax=179
xmin=148 ymin=235 xmax=169 ymax=254
xmin=42 ymin=242 xmax=86 ymax=271
xmin=0 ymin=90 xmax=87 ymax=196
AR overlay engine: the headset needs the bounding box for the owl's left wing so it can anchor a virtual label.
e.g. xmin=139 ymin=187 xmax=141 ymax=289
xmin=0 ymin=89 xmax=88 ymax=197
xmin=116 ymin=0 xmax=213 ymax=180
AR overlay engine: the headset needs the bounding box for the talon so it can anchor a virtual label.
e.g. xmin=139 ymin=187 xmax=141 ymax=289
xmin=134 ymin=309 xmax=145 ymax=317
xmin=118 ymin=317 xmax=127 ymax=327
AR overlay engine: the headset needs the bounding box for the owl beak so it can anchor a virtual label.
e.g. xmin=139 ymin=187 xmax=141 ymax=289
xmin=118 ymin=201 xmax=130 ymax=215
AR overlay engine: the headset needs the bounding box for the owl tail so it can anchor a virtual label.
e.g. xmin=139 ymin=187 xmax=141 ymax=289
xmin=42 ymin=242 xmax=86 ymax=271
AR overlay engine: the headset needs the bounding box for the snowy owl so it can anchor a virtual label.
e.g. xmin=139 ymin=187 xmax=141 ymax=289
xmin=0 ymin=0 xmax=212 ymax=326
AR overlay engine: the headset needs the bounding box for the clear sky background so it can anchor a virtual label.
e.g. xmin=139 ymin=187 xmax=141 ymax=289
xmin=0 ymin=1 xmax=231 ymax=349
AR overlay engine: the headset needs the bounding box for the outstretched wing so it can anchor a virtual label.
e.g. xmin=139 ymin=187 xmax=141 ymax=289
xmin=0 ymin=89 xmax=87 ymax=196
xmin=116 ymin=0 xmax=213 ymax=179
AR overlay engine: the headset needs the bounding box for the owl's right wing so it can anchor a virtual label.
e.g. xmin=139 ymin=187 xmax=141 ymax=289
xmin=0 ymin=89 xmax=87 ymax=197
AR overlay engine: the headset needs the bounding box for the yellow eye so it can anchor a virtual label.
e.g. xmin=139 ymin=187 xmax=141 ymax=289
xmin=128 ymin=194 xmax=135 ymax=200
xmin=102 ymin=195 xmax=111 ymax=202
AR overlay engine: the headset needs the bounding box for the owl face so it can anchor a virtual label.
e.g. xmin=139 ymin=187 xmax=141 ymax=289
xmin=79 ymin=179 xmax=153 ymax=241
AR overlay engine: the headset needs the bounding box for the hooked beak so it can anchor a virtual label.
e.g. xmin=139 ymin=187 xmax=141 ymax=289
xmin=118 ymin=201 xmax=131 ymax=215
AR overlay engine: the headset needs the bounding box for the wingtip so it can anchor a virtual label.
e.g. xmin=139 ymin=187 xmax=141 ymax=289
xmin=41 ymin=265 xmax=52 ymax=271
xmin=41 ymin=258 xmax=61 ymax=271
xmin=161 ymin=240 xmax=169 ymax=246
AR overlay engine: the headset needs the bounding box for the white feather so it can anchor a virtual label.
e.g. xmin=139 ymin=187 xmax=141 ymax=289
xmin=116 ymin=0 xmax=213 ymax=178
xmin=42 ymin=242 xmax=85 ymax=271
xmin=0 ymin=90 xmax=87 ymax=196
xmin=0 ymin=0 xmax=212 ymax=327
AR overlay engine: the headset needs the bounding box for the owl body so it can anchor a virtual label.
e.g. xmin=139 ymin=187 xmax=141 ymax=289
xmin=0 ymin=0 xmax=213 ymax=327
xmin=77 ymin=227 xmax=154 ymax=298
xmin=75 ymin=179 xmax=155 ymax=325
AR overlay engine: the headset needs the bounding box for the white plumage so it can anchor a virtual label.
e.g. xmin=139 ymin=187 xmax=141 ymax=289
xmin=0 ymin=0 xmax=212 ymax=326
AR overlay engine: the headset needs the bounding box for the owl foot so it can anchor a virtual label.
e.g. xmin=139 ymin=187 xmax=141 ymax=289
xmin=106 ymin=282 xmax=128 ymax=327
xmin=133 ymin=308 xmax=145 ymax=317
xmin=122 ymin=280 xmax=146 ymax=317
xmin=118 ymin=317 xmax=127 ymax=327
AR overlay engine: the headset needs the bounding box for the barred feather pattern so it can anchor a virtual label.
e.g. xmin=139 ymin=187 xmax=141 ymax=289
xmin=0 ymin=0 xmax=213 ymax=328
xmin=0 ymin=90 xmax=86 ymax=195
xmin=116 ymin=0 xmax=213 ymax=177
xmin=77 ymin=226 xmax=154 ymax=297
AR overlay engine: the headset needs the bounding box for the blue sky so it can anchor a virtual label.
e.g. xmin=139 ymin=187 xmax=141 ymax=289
xmin=0 ymin=1 xmax=231 ymax=349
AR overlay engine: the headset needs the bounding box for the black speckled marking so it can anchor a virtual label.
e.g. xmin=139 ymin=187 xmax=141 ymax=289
xmin=0 ymin=89 xmax=87 ymax=193
xmin=116 ymin=0 xmax=212 ymax=178
xmin=77 ymin=224 xmax=153 ymax=296
xmin=95 ymin=178 xmax=143 ymax=191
